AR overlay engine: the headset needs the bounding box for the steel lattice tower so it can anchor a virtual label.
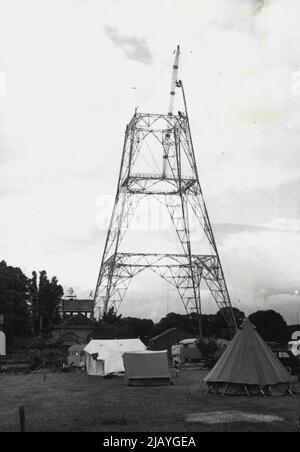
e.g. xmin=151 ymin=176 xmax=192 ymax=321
xmin=94 ymin=46 xmax=237 ymax=335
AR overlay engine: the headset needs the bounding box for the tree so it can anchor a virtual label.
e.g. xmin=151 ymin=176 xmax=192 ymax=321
xmin=249 ymin=310 xmax=289 ymax=343
xmin=92 ymin=322 xmax=136 ymax=340
xmin=205 ymin=308 xmax=245 ymax=340
xmin=92 ymin=307 xmax=129 ymax=339
xmin=29 ymin=270 xmax=63 ymax=337
xmin=92 ymin=309 xmax=155 ymax=341
xmin=154 ymin=312 xmax=195 ymax=336
xmin=121 ymin=317 xmax=155 ymax=342
xmin=196 ymin=337 xmax=219 ymax=359
xmin=102 ymin=307 xmax=122 ymax=325
xmin=0 ymin=260 xmax=31 ymax=344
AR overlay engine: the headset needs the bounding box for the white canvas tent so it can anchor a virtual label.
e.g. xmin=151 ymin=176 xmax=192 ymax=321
xmin=84 ymin=339 xmax=146 ymax=376
xmin=0 ymin=331 xmax=5 ymax=356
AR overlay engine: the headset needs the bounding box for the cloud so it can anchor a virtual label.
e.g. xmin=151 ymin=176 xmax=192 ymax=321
xmin=210 ymin=0 xmax=265 ymax=33
xmin=217 ymin=220 xmax=300 ymax=320
xmin=104 ymin=25 xmax=152 ymax=65
xmin=259 ymin=218 xmax=300 ymax=232
xmin=253 ymin=0 xmax=265 ymax=16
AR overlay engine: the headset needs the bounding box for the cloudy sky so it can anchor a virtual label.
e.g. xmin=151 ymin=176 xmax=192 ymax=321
xmin=0 ymin=0 xmax=300 ymax=323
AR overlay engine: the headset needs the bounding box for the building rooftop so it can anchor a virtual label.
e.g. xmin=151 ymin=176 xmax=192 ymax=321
xmin=61 ymin=299 xmax=93 ymax=312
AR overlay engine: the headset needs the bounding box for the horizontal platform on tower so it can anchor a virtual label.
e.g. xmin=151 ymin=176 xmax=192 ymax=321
xmin=122 ymin=172 xmax=198 ymax=195
xmin=102 ymin=252 xmax=219 ymax=269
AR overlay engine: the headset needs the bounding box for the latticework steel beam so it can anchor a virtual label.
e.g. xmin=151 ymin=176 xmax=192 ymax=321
xmin=94 ymin=104 xmax=237 ymax=335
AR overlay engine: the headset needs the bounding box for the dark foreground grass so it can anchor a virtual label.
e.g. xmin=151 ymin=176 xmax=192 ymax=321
xmin=0 ymin=369 xmax=299 ymax=432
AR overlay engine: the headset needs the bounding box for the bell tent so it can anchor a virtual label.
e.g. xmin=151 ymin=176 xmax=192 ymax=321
xmin=123 ymin=350 xmax=172 ymax=386
xmin=204 ymin=318 xmax=294 ymax=396
xmin=84 ymin=338 xmax=146 ymax=376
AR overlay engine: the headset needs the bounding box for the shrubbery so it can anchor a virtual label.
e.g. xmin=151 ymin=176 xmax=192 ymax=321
xmin=28 ymin=346 xmax=67 ymax=370
xmin=196 ymin=337 xmax=220 ymax=368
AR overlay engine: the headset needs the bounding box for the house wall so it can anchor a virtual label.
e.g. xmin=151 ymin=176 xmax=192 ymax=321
xmin=52 ymin=327 xmax=95 ymax=344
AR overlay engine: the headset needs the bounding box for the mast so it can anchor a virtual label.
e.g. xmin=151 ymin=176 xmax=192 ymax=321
xmin=168 ymin=45 xmax=180 ymax=116
xmin=94 ymin=46 xmax=238 ymax=338
xmin=163 ymin=45 xmax=180 ymax=178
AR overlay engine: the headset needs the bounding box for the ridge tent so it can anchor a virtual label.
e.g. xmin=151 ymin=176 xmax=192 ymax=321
xmin=123 ymin=350 xmax=172 ymax=386
xmin=204 ymin=318 xmax=294 ymax=396
xmin=84 ymin=338 xmax=146 ymax=376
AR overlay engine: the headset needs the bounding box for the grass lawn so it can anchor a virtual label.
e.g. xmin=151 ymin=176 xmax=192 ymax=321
xmin=0 ymin=369 xmax=299 ymax=432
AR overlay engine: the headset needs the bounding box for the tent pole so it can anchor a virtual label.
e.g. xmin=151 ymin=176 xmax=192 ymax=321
xmin=222 ymin=384 xmax=229 ymax=396
xmin=244 ymin=385 xmax=250 ymax=397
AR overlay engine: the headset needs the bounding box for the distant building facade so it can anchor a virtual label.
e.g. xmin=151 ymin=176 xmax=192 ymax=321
xmin=59 ymin=299 xmax=94 ymax=319
xmin=58 ymin=288 xmax=94 ymax=319
xmin=52 ymin=289 xmax=96 ymax=345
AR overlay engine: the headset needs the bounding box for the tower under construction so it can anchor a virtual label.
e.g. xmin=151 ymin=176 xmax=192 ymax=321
xmin=94 ymin=46 xmax=237 ymax=335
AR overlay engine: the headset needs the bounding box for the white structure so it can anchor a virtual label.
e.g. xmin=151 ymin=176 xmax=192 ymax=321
xmin=288 ymin=330 xmax=300 ymax=357
xmin=288 ymin=339 xmax=300 ymax=357
xmin=84 ymin=339 xmax=146 ymax=376
xmin=0 ymin=331 xmax=6 ymax=356
xmin=171 ymin=344 xmax=181 ymax=365
xmin=291 ymin=331 xmax=300 ymax=341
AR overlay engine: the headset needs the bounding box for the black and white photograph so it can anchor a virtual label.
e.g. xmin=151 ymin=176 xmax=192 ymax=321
xmin=0 ymin=0 xmax=300 ymax=435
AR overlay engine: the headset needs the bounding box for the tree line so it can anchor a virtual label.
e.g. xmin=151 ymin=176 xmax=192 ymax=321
xmin=94 ymin=306 xmax=290 ymax=344
xmin=0 ymin=260 xmax=291 ymax=347
xmin=0 ymin=261 xmax=63 ymax=345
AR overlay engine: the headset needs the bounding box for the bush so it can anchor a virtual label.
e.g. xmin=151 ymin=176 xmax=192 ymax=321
xmin=28 ymin=347 xmax=67 ymax=370
xmin=196 ymin=337 xmax=220 ymax=368
xmin=29 ymin=336 xmax=48 ymax=349
xmin=196 ymin=337 xmax=219 ymax=357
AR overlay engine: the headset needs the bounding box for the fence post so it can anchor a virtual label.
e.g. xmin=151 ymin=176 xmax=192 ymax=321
xmin=19 ymin=406 xmax=25 ymax=432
